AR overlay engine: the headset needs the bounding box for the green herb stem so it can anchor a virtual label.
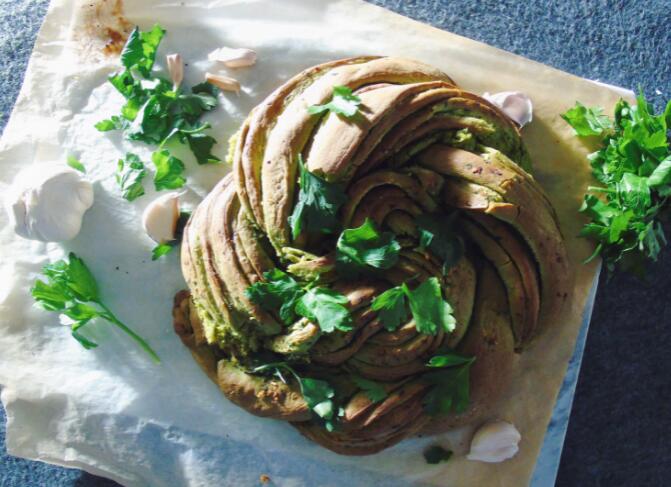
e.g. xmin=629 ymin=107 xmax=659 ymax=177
xmin=98 ymin=302 xmax=161 ymax=363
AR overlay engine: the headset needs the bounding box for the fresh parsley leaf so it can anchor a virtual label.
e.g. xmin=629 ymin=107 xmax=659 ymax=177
xmin=289 ymin=154 xmax=347 ymax=240
xmin=422 ymin=358 xmax=474 ymax=415
xmin=95 ymin=116 xmax=125 ymax=132
xmin=245 ymin=269 xmax=304 ymax=324
xmin=66 ymin=155 xmax=86 ymax=173
xmin=31 ymin=279 xmax=68 ymax=311
xmin=423 ymin=445 xmax=453 ymax=465
xmin=371 ymin=278 xmax=456 ymax=335
xmin=296 ymin=287 xmax=353 ymax=333
xmin=152 ymin=149 xmax=186 ymax=190
xmin=336 ymin=218 xmax=400 ymax=276
xmin=300 ymin=377 xmax=336 ymax=424
xmin=245 ymin=269 xmax=353 ymax=332
xmin=562 ymin=93 xmax=671 ymax=273
xmin=403 ymin=278 xmax=456 ymax=335
xmin=120 ymin=24 xmax=165 ymax=76
xmin=185 ymin=131 xmax=220 ymax=165
xmin=416 ymin=212 xmax=464 ymax=274
xmin=31 ymin=253 xmax=160 ymax=362
xmin=352 ymin=375 xmax=387 ymax=403
xmin=116 ymin=153 xmax=146 ymax=201
xmin=427 ymin=352 xmax=475 ymax=368
xmin=151 ymin=242 xmax=176 ymax=260
xmin=370 ymin=286 xmax=408 ymax=331
xmin=648 ymin=156 xmax=671 ymax=188
xmin=561 ymin=101 xmax=613 ymax=136
xmin=253 ymin=363 xmax=337 ymax=430
xmin=151 ymin=211 xmax=189 ymax=260
xmin=307 ymin=85 xmax=361 ymax=118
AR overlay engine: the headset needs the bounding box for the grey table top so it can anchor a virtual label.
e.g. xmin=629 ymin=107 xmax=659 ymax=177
xmin=1 ymin=0 xmax=670 ymax=486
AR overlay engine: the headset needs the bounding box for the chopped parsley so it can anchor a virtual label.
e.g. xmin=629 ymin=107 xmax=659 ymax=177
xmin=116 ymin=152 xmax=146 ymax=201
xmin=66 ymin=155 xmax=86 ymax=173
xmin=96 ymin=24 xmax=220 ymax=190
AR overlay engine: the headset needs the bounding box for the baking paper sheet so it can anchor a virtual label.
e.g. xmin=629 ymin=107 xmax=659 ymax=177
xmin=0 ymin=0 xmax=633 ymax=485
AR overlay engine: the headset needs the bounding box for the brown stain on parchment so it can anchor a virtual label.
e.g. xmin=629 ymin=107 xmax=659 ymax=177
xmin=76 ymin=0 xmax=133 ymax=61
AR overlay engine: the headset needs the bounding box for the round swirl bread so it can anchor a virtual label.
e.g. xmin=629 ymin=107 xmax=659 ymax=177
xmin=173 ymin=56 xmax=570 ymax=455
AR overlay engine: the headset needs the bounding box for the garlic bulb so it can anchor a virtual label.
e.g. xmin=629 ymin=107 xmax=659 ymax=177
xmin=467 ymin=421 xmax=521 ymax=463
xmin=483 ymin=91 xmax=533 ymax=127
xmin=6 ymin=164 xmax=94 ymax=242
xmin=208 ymin=47 xmax=257 ymax=68
xmin=142 ymin=192 xmax=181 ymax=244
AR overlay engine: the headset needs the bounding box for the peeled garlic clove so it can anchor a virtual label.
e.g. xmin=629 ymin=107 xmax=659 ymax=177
xmin=483 ymin=91 xmax=533 ymax=127
xmin=467 ymin=421 xmax=521 ymax=463
xmin=205 ymin=72 xmax=241 ymax=93
xmin=166 ymin=53 xmax=184 ymax=88
xmin=142 ymin=192 xmax=181 ymax=244
xmin=208 ymin=47 xmax=257 ymax=68
xmin=5 ymin=164 xmax=94 ymax=242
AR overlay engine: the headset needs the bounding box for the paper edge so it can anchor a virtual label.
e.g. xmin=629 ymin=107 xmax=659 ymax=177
xmin=530 ymin=262 xmax=601 ymax=486
xmin=0 ymin=0 xmax=635 ymax=485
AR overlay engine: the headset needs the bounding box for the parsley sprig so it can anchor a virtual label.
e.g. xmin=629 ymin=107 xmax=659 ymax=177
xmin=335 ymin=218 xmax=401 ymax=276
xmin=370 ymin=277 xmax=456 ymax=335
xmin=31 ymin=253 xmax=160 ymax=363
xmin=307 ymin=85 xmax=362 ymax=118
xmin=562 ymin=94 xmax=671 ymax=273
xmin=245 ymin=269 xmax=353 ymax=332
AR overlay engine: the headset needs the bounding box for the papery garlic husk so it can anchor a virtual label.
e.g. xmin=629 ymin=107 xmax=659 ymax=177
xmin=483 ymin=91 xmax=533 ymax=127
xmin=208 ymin=47 xmax=257 ymax=68
xmin=142 ymin=192 xmax=181 ymax=244
xmin=467 ymin=421 xmax=521 ymax=463
xmin=205 ymin=72 xmax=241 ymax=93
xmin=166 ymin=53 xmax=184 ymax=87
xmin=5 ymin=164 xmax=94 ymax=242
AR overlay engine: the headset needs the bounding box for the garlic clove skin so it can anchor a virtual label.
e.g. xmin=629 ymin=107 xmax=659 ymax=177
xmin=142 ymin=192 xmax=181 ymax=244
xmin=5 ymin=164 xmax=94 ymax=242
xmin=482 ymin=91 xmax=533 ymax=127
xmin=166 ymin=53 xmax=184 ymax=88
xmin=467 ymin=421 xmax=521 ymax=463
xmin=208 ymin=47 xmax=257 ymax=68
xmin=205 ymin=72 xmax=241 ymax=93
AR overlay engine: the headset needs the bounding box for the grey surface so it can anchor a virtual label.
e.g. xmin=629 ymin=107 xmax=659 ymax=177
xmin=1 ymin=0 xmax=670 ymax=485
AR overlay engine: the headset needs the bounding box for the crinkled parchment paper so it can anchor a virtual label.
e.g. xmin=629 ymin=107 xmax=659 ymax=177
xmin=0 ymin=1 xmax=633 ymax=485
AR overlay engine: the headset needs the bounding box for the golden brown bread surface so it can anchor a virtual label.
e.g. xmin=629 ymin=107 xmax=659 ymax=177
xmin=174 ymin=57 xmax=569 ymax=455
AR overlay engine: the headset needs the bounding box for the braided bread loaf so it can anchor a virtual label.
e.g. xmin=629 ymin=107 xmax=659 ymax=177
xmin=174 ymin=57 xmax=569 ymax=455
